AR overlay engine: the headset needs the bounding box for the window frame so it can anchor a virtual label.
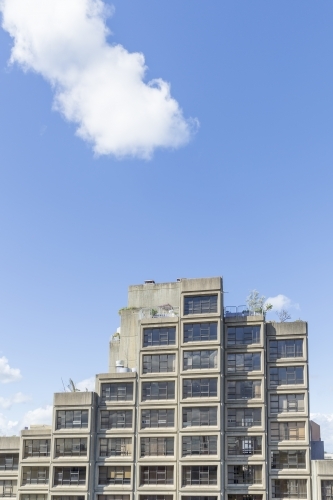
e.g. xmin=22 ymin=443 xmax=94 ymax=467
xmin=100 ymin=409 xmax=133 ymax=430
xmin=142 ymin=327 xmax=176 ymax=348
xmin=184 ymin=295 xmax=218 ymax=316
xmin=183 ymin=322 xmax=218 ymax=343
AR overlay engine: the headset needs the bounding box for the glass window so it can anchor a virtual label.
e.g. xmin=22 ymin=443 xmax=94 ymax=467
xmin=143 ymin=327 xmax=176 ymax=347
xmin=22 ymin=468 xmax=49 ymax=485
xmin=140 ymin=497 xmax=173 ymax=500
xmin=227 ymin=436 xmax=262 ymax=456
xmin=141 ymin=409 xmax=174 ymax=429
xmin=55 ymin=439 xmax=87 ymax=457
xmin=270 ymin=367 xmax=304 ymax=386
xmin=52 ymin=497 xmax=84 ymax=500
xmin=98 ymin=496 xmax=130 ymax=500
xmin=272 ymin=479 xmax=307 ymax=498
xmin=142 ymin=354 xmax=176 ymax=374
xmin=182 ymin=497 xmax=217 ymax=500
xmin=98 ymin=467 xmax=131 ymax=485
xmin=227 ymin=380 xmax=261 ymax=400
xmin=0 ymin=455 xmax=19 ymax=470
xmin=140 ymin=437 xmax=174 ymax=457
xmin=227 ymin=326 xmax=260 ymax=346
xmin=270 ymin=422 xmax=305 ymax=441
xmin=228 ymin=465 xmax=262 ymax=485
xmin=54 ymin=468 xmax=86 ymax=486
xmin=182 ymin=407 xmax=217 ymax=427
xmin=322 ymin=481 xmax=333 ymax=500
xmin=184 ymin=323 xmax=218 ymax=343
xmin=183 ymin=378 xmax=217 ymax=399
xmin=183 ymin=351 xmax=217 ymax=370
xmin=271 ymin=450 xmax=306 ymax=470
xmin=140 ymin=466 xmax=174 ymax=485
xmin=101 ymin=383 xmax=133 ymax=402
xmin=22 ymin=496 xmax=47 ymax=500
xmin=269 ymin=339 xmax=303 ymax=360
xmin=184 ymin=296 xmax=218 ymax=315
xmin=270 ymin=394 xmax=305 ymax=414
xmin=56 ymin=410 xmax=88 ymax=429
xmin=100 ymin=410 xmax=132 ymax=429
xmin=142 ymin=382 xmax=175 ymax=401
xmin=228 ymin=496 xmax=263 ymax=500
xmin=99 ymin=438 xmax=132 ymax=457
xmin=182 ymin=436 xmax=217 ymax=456
xmin=227 ymin=408 xmax=261 ymax=428
xmin=0 ymin=481 xmax=17 ymax=497
xmin=23 ymin=440 xmax=50 ymax=458
xmin=182 ymin=466 xmax=217 ymax=486
xmin=227 ymin=353 xmax=261 ymax=373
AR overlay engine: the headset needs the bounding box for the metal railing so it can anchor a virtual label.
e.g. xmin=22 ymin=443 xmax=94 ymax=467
xmin=140 ymin=306 xmax=179 ymax=319
xmin=224 ymin=306 xmax=263 ymax=318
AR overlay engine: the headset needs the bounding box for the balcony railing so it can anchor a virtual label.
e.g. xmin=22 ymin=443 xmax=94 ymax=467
xmin=140 ymin=306 xmax=179 ymax=319
xmin=224 ymin=306 xmax=262 ymax=318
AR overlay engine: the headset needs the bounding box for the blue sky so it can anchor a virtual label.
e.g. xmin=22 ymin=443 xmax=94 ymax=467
xmin=0 ymin=0 xmax=333 ymax=448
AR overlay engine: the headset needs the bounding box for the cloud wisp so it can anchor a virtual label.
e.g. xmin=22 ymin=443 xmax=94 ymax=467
xmin=265 ymin=294 xmax=299 ymax=311
xmin=0 ymin=356 xmax=22 ymax=384
xmin=0 ymin=0 xmax=197 ymax=159
xmin=0 ymin=392 xmax=31 ymax=410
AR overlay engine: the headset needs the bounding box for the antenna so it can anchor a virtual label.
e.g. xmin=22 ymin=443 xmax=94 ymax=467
xmin=61 ymin=378 xmax=66 ymax=392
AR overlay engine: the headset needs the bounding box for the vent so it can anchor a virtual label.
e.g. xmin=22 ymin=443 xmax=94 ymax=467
xmin=144 ymin=280 xmax=155 ymax=284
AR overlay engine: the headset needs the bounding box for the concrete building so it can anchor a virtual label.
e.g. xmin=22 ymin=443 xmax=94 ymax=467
xmin=0 ymin=277 xmax=315 ymax=500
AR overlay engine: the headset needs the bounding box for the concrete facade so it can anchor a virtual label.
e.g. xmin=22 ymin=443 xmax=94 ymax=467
xmin=0 ymin=277 xmax=315 ymax=500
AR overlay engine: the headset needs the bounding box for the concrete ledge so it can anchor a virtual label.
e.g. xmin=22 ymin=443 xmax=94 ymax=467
xmin=266 ymin=321 xmax=307 ymax=336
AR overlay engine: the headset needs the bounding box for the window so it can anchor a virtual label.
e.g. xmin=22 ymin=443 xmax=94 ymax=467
xmin=182 ymin=466 xmax=217 ymax=486
xmin=227 ymin=353 xmax=260 ymax=373
xmin=270 ymin=394 xmax=305 ymax=414
xmin=101 ymin=383 xmax=133 ymax=402
xmin=184 ymin=295 xmax=218 ymax=315
xmin=22 ymin=496 xmax=47 ymax=500
xmin=0 ymin=455 xmax=18 ymax=470
xmin=227 ymin=436 xmax=262 ymax=456
xmin=98 ymin=496 xmax=130 ymax=500
xmin=142 ymin=354 xmax=176 ymax=374
xmin=142 ymin=382 xmax=175 ymax=401
xmin=227 ymin=380 xmax=261 ymax=400
xmin=56 ymin=410 xmax=88 ymax=429
xmin=100 ymin=438 xmax=132 ymax=457
xmin=140 ymin=497 xmax=173 ymax=500
xmin=270 ymin=367 xmax=304 ymax=386
xmin=184 ymin=323 xmax=218 ymax=343
xmin=22 ymin=467 xmax=49 ymax=485
xmin=55 ymin=439 xmax=87 ymax=457
xmin=183 ymin=351 xmax=217 ymax=370
xmin=227 ymin=326 xmax=260 ymax=346
xmin=54 ymin=468 xmax=86 ymax=486
xmin=141 ymin=437 xmax=174 ymax=457
xmin=227 ymin=408 xmax=261 ymax=427
xmin=271 ymin=450 xmax=306 ymax=470
xmin=272 ymin=479 xmax=307 ymax=498
xmin=141 ymin=409 xmax=174 ymax=428
xmin=269 ymin=340 xmax=303 ymax=360
xmin=182 ymin=497 xmax=217 ymax=500
xmin=322 ymin=481 xmax=333 ymax=500
xmin=182 ymin=407 xmax=217 ymax=427
xmin=140 ymin=466 xmax=173 ymax=485
xmin=228 ymin=465 xmax=262 ymax=485
xmin=228 ymin=496 xmax=263 ymax=500
xmin=98 ymin=466 xmax=131 ymax=485
xmin=143 ymin=327 xmax=176 ymax=347
xmin=0 ymin=481 xmax=16 ymax=497
xmin=270 ymin=422 xmax=305 ymax=441
xmin=182 ymin=436 xmax=217 ymax=456
xmin=23 ymin=440 xmax=50 ymax=458
xmin=100 ymin=410 xmax=132 ymax=430
xmin=183 ymin=378 xmax=217 ymax=399
xmin=52 ymin=497 xmax=84 ymax=500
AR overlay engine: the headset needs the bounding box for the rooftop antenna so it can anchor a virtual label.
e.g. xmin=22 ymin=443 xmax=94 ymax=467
xmin=68 ymin=378 xmax=80 ymax=392
xmin=61 ymin=378 xmax=66 ymax=392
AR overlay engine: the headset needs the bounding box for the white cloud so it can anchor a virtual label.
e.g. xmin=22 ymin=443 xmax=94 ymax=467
xmin=76 ymin=376 xmax=95 ymax=392
xmin=0 ymin=405 xmax=52 ymax=435
xmin=265 ymin=294 xmax=299 ymax=311
xmin=311 ymin=413 xmax=333 ymax=453
xmin=0 ymin=0 xmax=197 ymax=159
xmin=0 ymin=356 xmax=22 ymax=383
xmin=0 ymin=392 xmax=31 ymax=409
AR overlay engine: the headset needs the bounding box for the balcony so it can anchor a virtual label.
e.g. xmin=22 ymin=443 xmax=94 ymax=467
xmin=224 ymin=306 xmax=262 ymax=318
xmin=140 ymin=305 xmax=179 ymax=319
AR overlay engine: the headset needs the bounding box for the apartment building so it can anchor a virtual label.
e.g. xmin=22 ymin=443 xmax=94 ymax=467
xmin=0 ymin=277 xmax=313 ymax=500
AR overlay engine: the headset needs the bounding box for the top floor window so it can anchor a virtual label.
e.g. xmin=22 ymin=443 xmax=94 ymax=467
xmin=269 ymin=340 xmax=303 ymax=360
xmin=184 ymin=296 xmax=218 ymax=315
xmin=184 ymin=323 xmax=218 ymax=343
xmin=23 ymin=440 xmax=50 ymax=458
xmin=56 ymin=410 xmax=88 ymax=430
xmin=101 ymin=383 xmax=133 ymax=402
xmin=227 ymin=326 xmax=260 ymax=346
xmin=143 ymin=327 xmax=176 ymax=348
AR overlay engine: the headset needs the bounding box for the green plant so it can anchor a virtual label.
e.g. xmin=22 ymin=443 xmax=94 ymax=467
xmin=151 ymin=308 xmax=158 ymax=317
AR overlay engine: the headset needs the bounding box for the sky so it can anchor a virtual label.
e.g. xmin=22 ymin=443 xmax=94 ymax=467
xmin=0 ymin=0 xmax=333 ymax=449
